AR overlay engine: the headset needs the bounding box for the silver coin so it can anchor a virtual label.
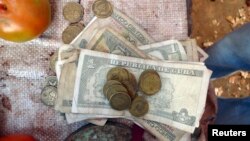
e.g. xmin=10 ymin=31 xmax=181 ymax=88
xmin=44 ymin=76 xmax=58 ymax=87
xmin=63 ymin=2 xmax=84 ymax=23
xmin=41 ymin=86 xmax=57 ymax=106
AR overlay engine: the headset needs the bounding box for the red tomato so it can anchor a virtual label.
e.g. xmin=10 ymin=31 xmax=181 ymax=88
xmin=0 ymin=134 xmax=36 ymax=141
xmin=0 ymin=0 xmax=51 ymax=42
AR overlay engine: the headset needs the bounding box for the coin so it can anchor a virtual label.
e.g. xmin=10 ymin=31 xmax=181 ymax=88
xmin=41 ymin=86 xmax=57 ymax=106
xmin=139 ymin=69 xmax=161 ymax=96
xmin=106 ymin=84 xmax=128 ymax=100
xmin=49 ymin=51 xmax=58 ymax=73
xmin=129 ymin=96 xmax=149 ymax=117
xmin=121 ymin=80 xmax=137 ymax=100
xmin=62 ymin=23 xmax=85 ymax=44
xmin=109 ymin=92 xmax=131 ymax=111
xmin=140 ymin=69 xmax=160 ymax=78
xmin=63 ymin=2 xmax=84 ymax=23
xmin=107 ymin=67 xmax=129 ymax=82
xmin=128 ymin=72 xmax=138 ymax=92
xmin=103 ymin=80 xmax=122 ymax=96
xmin=44 ymin=76 xmax=58 ymax=87
xmin=92 ymin=0 xmax=113 ymax=18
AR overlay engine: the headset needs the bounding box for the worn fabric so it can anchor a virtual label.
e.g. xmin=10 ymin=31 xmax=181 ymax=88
xmin=0 ymin=0 xmax=188 ymax=140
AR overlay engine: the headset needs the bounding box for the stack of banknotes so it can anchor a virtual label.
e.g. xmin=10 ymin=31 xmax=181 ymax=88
xmin=53 ymin=7 xmax=212 ymax=141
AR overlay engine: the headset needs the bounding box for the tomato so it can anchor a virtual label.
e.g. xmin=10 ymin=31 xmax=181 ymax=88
xmin=0 ymin=134 xmax=36 ymax=141
xmin=0 ymin=0 xmax=51 ymax=42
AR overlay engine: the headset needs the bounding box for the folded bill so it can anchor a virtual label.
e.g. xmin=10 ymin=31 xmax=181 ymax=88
xmin=180 ymin=39 xmax=209 ymax=62
xmin=86 ymin=27 xmax=149 ymax=59
xmin=196 ymin=45 xmax=209 ymax=62
xmin=55 ymin=62 xmax=77 ymax=113
xmin=138 ymin=40 xmax=188 ymax=61
xmin=181 ymin=39 xmax=198 ymax=62
xmin=135 ymin=119 xmax=187 ymax=141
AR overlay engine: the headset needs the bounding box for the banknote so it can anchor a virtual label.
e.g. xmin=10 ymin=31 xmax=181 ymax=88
xmin=56 ymin=42 xmax=202 ymax=139
xmin=67 ymin=37 xmax=192 ymax=139
xmin=72 ymin=49 xmax=211 ymax=133
xmin=55 ymin=62 xmax=77 ymax=113
xmin=56 ymin=45 xmax=79 ymax=80
xmin=70 ymin=8 xmax=154 ymax=49
xmin=196 ymin=45 xmax=209 ymax=62
xmin=180 ymin=39 xmax=208 ymax=62
xmin=138 ymin=40 xmax=188 ymax=61
xmin=135 ymin=119 xmax=187 ymax=141
xmin=86 ymin=27 xmax=149 ymax=59
xmin=56 ymin=42 xmax=203 ymax=138
xmin=135 ymin=39 xmax=195 ymax=141
xmin=181 ymin=39 xmax=199 ymax=62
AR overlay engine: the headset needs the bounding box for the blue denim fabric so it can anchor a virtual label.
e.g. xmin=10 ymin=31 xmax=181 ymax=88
xmin=205 ymin=23 xmax=250 ymax=78
xmin=204 ymin=23 xmax=250 ymax=124
xmin=215 ymin=97 xmax=250 ymax=124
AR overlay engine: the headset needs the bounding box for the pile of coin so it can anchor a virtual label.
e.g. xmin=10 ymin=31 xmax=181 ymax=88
xmin=103 ymin=67 xmax=161 ymax=117
xmin=103 ymin=67 xmax=136 ymax=111
xmin=62 ymin=2 xmax=85 ymax=44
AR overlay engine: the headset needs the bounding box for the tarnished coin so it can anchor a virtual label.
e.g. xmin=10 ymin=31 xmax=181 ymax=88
xmin=106 ymin=84 xmax=128 ymax=100
xmin=109 ymin=92 xmax=131 ymax=111
xmin=128 ymin=72 xmax=138 ymax=92
xmin=129 ymin=96 xmax=149 ymax=117
xmin=41 ymin=86 xmax=57 ymax=106
xmin=140 ymin=69 xmax=160 ymax=78
xmin=139 ymin=69 xmax=161 ymax=96
xmin=49 ymin=51 xmax=58 ymax=73
xmin=107 ymin=67 xmax=129 ymax=82
xmin=103 ymin=80 xmax=122 ymax=96
xmin=63 ymin=2 xmax=84 ymax=23
xmin=92 ymin=0 xmax=113 ymax=18
xmin=121 ymin=80 xmax=137 ymax=100
xmin=62 ymin=23 xmax=85 ymax=44
xmin=44 ymin=76 xmax=58 ymax=87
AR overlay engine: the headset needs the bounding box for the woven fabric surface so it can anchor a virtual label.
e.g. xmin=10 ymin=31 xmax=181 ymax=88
xmin=0 ymin=0 xmax=188 ymax=140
